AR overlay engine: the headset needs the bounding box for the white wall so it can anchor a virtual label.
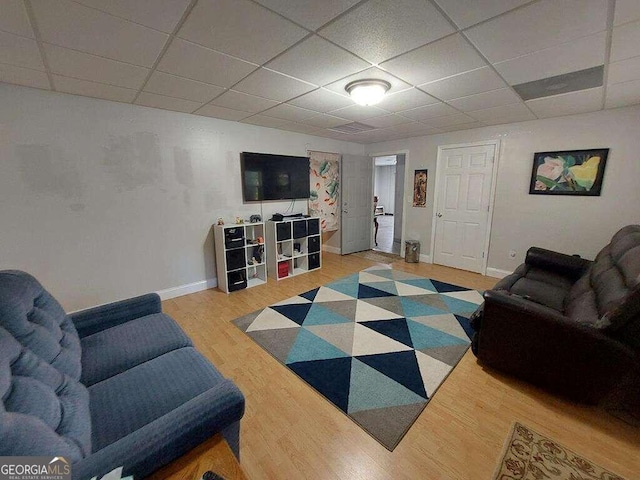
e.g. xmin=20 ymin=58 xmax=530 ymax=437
xmin=0 ymin=84 xmax=364 ymax=310
xmin=367 ymin=105 xmax=640 ymax=274
xmin=374 ymin=164 xmax=396 ymax=214
xmin=393 ymin=154 xmax=405 ymax=243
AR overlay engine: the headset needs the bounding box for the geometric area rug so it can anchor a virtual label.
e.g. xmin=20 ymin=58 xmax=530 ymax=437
xmin=232 ymin=265 xmax=484 ymax=450
xmin=493 ymin=422 xmax=627 ymax=480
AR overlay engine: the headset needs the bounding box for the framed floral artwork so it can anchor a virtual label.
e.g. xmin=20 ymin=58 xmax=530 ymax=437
xmin=413 ymin=169 xmax=427 ymax=207
xmin=529 ymin=148 xmax=609 ymax=196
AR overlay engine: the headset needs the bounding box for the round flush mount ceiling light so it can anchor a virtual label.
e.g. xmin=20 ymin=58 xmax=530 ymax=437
xmin=345 ymin=79 xmax=391 ymax=106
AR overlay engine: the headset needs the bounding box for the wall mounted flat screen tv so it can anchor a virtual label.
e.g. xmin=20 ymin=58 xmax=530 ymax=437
xmin=240 ymin=152 xmax=310 ymax=202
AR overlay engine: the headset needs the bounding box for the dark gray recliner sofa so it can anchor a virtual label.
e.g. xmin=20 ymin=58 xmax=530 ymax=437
xmin=0 ymin=270 xmax=245 ymax=479
xmin=471 ymin=225 xmax=640 ymax=404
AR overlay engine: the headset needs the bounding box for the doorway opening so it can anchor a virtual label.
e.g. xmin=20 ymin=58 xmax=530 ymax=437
xmin=373 ymin=154 xmax=405 ymax=255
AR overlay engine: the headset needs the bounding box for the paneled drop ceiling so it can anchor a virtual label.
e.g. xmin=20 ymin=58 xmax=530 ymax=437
xmin=1 ymin=0 xmax=639 ymax=144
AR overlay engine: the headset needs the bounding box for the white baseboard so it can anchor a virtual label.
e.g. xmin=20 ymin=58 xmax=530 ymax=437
xmin=419 ymin=253 xmax=432 ymax=263
xmin=157 ymin=278 xmax=217 ymax=300
xmin=486 ymin=267 xmax=511 ymax=279
xmin=322 ymin=244 xmax=341 ymax=254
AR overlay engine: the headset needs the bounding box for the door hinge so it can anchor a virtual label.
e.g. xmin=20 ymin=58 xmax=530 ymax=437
xmin=482 ymin=252 xmax=485 ymax=258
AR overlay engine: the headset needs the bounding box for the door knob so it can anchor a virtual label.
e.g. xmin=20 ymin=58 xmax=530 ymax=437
xmin=436 ymin=213 xmax=443 ymax=218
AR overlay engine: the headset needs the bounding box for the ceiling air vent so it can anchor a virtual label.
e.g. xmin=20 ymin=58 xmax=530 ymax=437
xmin=329 ymin=122 xmax=377 ymax=134
xmin=513 ymin=65 xmax=604 ymax=101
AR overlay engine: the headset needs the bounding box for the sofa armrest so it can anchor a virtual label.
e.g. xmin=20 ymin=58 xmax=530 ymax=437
xmin=477 ymin=290 xmax=636 ymax=403
xmin=70 ymin=293 xmax=162 ymax=338
xmin=71 ymin=379 xmax=245 ymax=480
xmin=525 ymin=247 xmax=592 ymax=280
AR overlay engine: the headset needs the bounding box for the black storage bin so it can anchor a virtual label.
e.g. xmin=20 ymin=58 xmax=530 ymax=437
xmin=293 ymin=220 xmax=308 ymax=239
xmin=307 ymin=218 xmax=320 ymax=235
xmin=225 ymin=228 xmax=245 ymax=248
xmin=308 ymin=253 xmax=320 ymax=270
xmin=227 ymin=270 xmax=247 ymax=292
xmin=276 ymin=222 xmax=291 ymax=241
xmin=308 ymin=236 xmax=320 ymax=253
xmin=226 ymin=248 xmax=246 ymax=271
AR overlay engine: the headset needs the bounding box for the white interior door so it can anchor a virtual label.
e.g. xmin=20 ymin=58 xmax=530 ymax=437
xmin=433 ymin=143 xmax=496 ymax=273
xmin=341 ymin=154 xmax=373 ymax=255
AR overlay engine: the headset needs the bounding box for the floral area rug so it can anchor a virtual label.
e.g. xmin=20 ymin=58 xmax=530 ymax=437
xmin=233 ymin=265 xmax=483 ymax=450
xmin=494 ymin=422 xmax=627 ymax=480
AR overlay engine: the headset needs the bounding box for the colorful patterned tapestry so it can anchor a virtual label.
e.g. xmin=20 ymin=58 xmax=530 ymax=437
xmin=308 ymin=151 xmax=340 ymax=232
xmin=233 ymin=265 xmax=483 ymax=450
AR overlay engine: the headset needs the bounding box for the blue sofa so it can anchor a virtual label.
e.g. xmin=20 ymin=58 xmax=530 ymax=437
xmin=0 ymin=270 xmax=245 ymax=479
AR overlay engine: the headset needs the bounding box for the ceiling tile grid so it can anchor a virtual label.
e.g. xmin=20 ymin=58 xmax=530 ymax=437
xmin=0 ymin=0 xmax=638 ymax=143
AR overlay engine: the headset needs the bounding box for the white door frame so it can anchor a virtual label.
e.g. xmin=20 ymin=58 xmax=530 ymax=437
xmin=368 ymin=149 xmax=410 ymax=257
xmin=429 ymin=140 xmax=501 ymax=274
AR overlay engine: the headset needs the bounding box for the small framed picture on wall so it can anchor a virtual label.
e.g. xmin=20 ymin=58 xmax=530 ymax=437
xmin=413 ymin=169 xmax=427 ymax=207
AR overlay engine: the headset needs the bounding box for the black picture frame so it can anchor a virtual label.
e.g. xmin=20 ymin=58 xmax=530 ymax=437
xmin=529 ymin=148 xmax=609 ymax=196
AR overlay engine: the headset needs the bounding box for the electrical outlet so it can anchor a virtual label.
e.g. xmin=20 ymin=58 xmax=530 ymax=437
xmin=509 ymin=250 xmax=517 ymax=259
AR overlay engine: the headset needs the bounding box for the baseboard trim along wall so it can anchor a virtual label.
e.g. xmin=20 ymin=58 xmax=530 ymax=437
xmin=322 ymin=244 xmax=341 ymax=254
xmin=157 ymin=278 xmax=218 ymax=300
xmin=486 ymin=268 xmax=511 ymax=279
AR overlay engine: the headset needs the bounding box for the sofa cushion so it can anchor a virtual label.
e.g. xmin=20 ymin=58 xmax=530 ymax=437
xmin=0 ymin=270 xmax=82 ymax=379
xmin=502 ymin=265 xmax=573 ymax=312
xmin=0 ymin=327 xmax=91 ymax=461
xmin=80 ymin=313 xmax=193 ymax=386
xmin=88 ymin=347 xmax=226 ymax=451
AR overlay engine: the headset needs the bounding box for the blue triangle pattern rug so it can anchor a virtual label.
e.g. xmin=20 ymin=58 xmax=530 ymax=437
xmin=232 ymin=265 xmax=484 ymax=450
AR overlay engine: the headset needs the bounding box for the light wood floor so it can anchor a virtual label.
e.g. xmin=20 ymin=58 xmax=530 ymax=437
xmin=162 ymin=253 xmax=640 ymax=480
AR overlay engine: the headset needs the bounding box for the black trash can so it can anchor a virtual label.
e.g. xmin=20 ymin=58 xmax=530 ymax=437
xmin=405 ymin=240 xmax=420 ymax=263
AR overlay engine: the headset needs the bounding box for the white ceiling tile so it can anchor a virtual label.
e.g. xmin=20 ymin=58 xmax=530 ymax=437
xmin=419 ymin=67 xmax=506 ymax=100
xmin=379 ymin=34 xmax=487 ymax=85
xmin=328 ymin=104 xmax=389 ymax=121
xmin=605 ymin=80 xmax=640 ymax=109
xmin=467 ymin=102 xmax=535 ymax=124
xmin=399 ymin=102 xmax=459 ymax=121
xmin=465 ymin=0 xmax=608 ymax=63
xmin=240 ymin=115 xmax=289 ymax=128
xmin=254 ymin=0 xmax=360 ymax=30
xmin=194 ymin=104 xmax=251 ymax=121
xmin=144 ymin=71 xmax=225 ymax=103
xmin=233 ymin=68 xmax=316 ymax=102
xmin=261 ymin=103 xmax=317 ymax=121
xmin=614 ymin=0 xmax=640 ymax=26
xmin=288 ymin=88 xmax=353 ymax=112
xmin=266 ymin=35 xmax=368 ymax=86
xmin=178 ymin=0 xmax=308 ymax=65
xmin=379 ymin=88 xmax=439 ymax=112
xmin=211 ymin=90 xmax=279 ymax=113
xmin=608 ymin=56 xmax=640 ymax=85
xmin=434 ymin=0 xmax=531 ymax=29
xmin=526 ymin=87 xmax=603 ymax=118
xmin=0 ymin=31 xmax=43 ymax=70
xmin=30 ymin=0 xmax=168 ymax=67
xmin=302 ymin=114 xmax=350 ymax=128
xmin=323 ymin=66 xmax=411 ymax=96
xmin=436 ymin=121 xmax=484 ymax=133
xmin=44 ymin=44 xmax=148 ymax=89
xmin=493 ymin=32 xmax=606 ymax=85
xmin=275 ymin=121 xmax=321 ymax=135
xmin=364 ymin=114 xmax=413 ymax=128
xmin=0 ymin=0 xmax=34 ymax=38
xmin=0 ymin=63 xmax=49 ymax=89
xmin=377 ymin=122 xmax=442 ymax=136
xmin=422 ymin=113 xmax=476 ymax=128
xmin=449 ymin=88 xmax=522 ymax=111
xmin=135 ymin=91 xmax=203 ymax=113
xmin=53 ymin=75 xmax=137 ymax=103
xmin=611 ymin=20 xmax=640 ymax=63
xmin=73 ymin=0 xmax=191 ymax=33
xmin=157 ymin=38 xmax=256 ymax=87
xmin=318 ymin=0 xmax=454 ymax=64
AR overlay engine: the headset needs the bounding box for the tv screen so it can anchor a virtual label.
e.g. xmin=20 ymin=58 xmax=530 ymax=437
xmin=241 ymin=152 xmax=310 ymax=202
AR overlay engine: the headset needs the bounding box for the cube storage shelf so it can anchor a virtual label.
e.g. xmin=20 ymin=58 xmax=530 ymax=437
xmin=214 ymin=222 xmax=267 ymax=293
xmin=266 ymin=217 xmax=321 ymax=280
